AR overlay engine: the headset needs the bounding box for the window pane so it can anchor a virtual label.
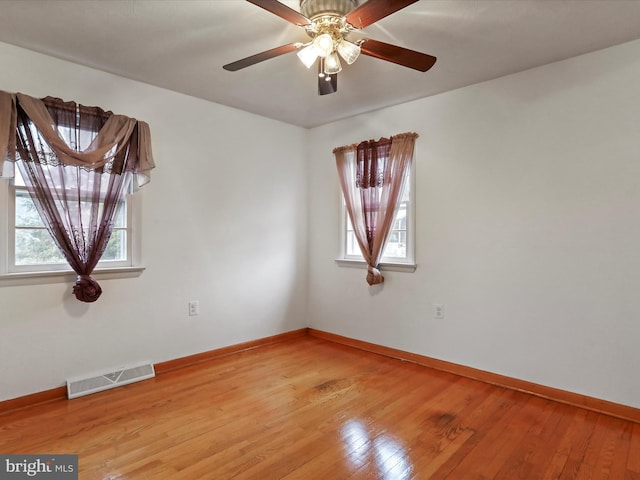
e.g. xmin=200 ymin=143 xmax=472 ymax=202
xmin=14 ymin=189 xmax=129 ymax=266
xmin=382 ymin=200 xmax=407 ymax=259
xmin=15 ymin=228 xmax=66 ymax=265
xmin=342 ymin=163 xmax=412 ymax=263
xmin=383 ymin=230 xmax=406 ymax=258
xmin=401 ymin=179 xmax=410 ymax=201
xmin=392 ymin=203 xmax=407 ymax=230
xmin=15 ymin=228 xmax=128 ymax=265
xmin=102 ymin=230 xmax=127 ymax=262
xmin=13 ymin=167 xmax=25 ymax=187
xmin=112 ymin=201 xmax=127 ymax=228
xmin=16 ymin=191 xmax=127 ymax=228
xmin=346 ymin=231 xmax=359 ymax=256
xmin=15 ymin=191 xmax=44 ymax=227
xmin=345 ymin=201 xmax=409 ymax=260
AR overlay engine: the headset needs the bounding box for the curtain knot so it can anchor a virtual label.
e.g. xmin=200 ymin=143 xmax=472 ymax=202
xmin=73 ymin=275 xmax=103 ymax=303
xmin=366 ymin=265 xmax=384 ymax=286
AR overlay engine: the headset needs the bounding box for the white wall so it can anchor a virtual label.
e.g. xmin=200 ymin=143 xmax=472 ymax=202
xmin=3 ymin=38 xmax=640 ymax=410
xmin=0 ymin=42 xmax=308 ymax=402
xmin=307 ymin=39 xmax=640 ymax=408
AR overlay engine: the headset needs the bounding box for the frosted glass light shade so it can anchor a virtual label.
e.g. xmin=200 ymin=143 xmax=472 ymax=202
xmin=297 ymin=44 xmax=318 ymax=68
xmin=324 ymin=52 xmax=342 ymax=74
xmin=313 ymin=34 xmax=334 ymax=58
xmin=337 ymin=40 xmax=361 ymax=64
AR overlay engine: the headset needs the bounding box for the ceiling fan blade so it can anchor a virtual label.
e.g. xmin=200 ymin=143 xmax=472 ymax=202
xmin=223 ymin=43 xmax=301 ymax=71
xmin=345 ymin=0 xmax=419 ymax=29
xmin=247 ymin=0 xmax=311 ymax=26
xmin=359 ymin=38 xmax=436 ymax=72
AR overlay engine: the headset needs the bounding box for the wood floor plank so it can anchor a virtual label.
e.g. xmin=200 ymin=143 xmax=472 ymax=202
xmin=0 ymin=336 xmax=637 ymax=480
xmin=540 ymin=407 xmax=589 ymax=479
xmin=627 ymin=422 xmax=640 ymax=475
xmin=491 ymin=397 xmax=562 ymax=479
xmin=557 ymin=410 xmax=600 ymax=479
xmin=425 ymin=385 xmax=521 ymax=478
xmin=444 ymin=393 xmax=540 ymax=478
xmin=605 ymin=420 xmax=634 ymax=480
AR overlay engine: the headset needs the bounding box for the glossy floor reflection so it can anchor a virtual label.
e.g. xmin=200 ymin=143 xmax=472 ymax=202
xmin=341 ymin=419 xmax=412 ymax=479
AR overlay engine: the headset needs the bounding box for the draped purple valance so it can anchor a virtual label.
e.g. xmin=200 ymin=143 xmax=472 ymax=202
xmin=0 ymin=90 xmax=155 ymax=302
xmin=0 ymin=91 xmax=154 ymax=187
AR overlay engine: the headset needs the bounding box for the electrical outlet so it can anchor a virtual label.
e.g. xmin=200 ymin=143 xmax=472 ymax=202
xmin=434 ymin=304 xmax=444 ymax=320
xmin=188 ymin=300 xmax=200 ymax=316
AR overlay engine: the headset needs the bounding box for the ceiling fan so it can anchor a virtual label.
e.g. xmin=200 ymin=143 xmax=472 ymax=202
xmin=223 ymin=0 xmax=437 ymax=95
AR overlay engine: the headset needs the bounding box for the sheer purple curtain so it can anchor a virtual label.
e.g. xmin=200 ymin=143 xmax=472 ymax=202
xmin=1 ymin=91 xmax=154 ymax=302
xmin=334 ymin=132 xmax=417 ymax=285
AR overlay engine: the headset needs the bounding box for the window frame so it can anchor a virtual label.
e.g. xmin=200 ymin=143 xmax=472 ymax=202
xmin=336 ymin=160 xmax=416 ymax=272
xmin=0 ymin=173 xmax=143 ymax=281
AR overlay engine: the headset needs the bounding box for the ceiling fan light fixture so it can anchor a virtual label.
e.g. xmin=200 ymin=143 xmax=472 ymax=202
xmin=324 ymin=52 xmax=342 ymax=74
xmin=337 ymin=39 xmax=360 ymax=65
xmin=228 ymin=0 xmax=438 ymax=97
xmin=297 ymin=44 xmax=319 ymax=68
xmin=312 ymin=33 xmax=335 ymax=57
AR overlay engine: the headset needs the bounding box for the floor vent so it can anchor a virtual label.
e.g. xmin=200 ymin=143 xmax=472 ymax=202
xmin=67 ymin=362 xmax=155 ymax=399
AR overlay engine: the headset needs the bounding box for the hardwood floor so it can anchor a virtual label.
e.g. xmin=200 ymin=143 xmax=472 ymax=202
xmin=1 ymin=336 xmax=638 ymax=479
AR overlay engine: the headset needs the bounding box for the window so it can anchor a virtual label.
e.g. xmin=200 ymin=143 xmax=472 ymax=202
xmin=340 ymin=165 xmax=415 ymax=267
xmin=1 ymin=166 xmax=140 ymax=276
xmin=0 ymin=91 xmax=152 ymax=294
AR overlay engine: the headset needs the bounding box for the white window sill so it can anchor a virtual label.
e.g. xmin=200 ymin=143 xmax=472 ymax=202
xmin=0 ymin=266 xmax=145 ymax=286
xmin=334 ymin=259 xmax=416 ymax=273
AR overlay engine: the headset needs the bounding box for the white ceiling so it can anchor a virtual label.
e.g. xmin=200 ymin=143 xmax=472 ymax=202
xmin=0 ymin=0 xmax=639 ymax=128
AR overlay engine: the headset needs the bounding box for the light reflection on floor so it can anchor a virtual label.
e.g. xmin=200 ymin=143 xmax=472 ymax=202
xmin=341 ymin=419 xmax=412 ymax=479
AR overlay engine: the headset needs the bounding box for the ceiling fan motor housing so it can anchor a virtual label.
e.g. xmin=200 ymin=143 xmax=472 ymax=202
xmin=300 ymin=0 xmax=359 ymax=19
